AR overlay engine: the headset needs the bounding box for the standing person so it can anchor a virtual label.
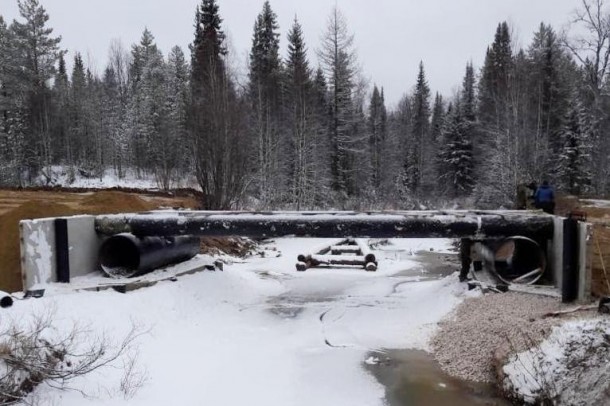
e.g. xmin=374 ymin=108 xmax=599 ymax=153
xmin=459 ymin=239 xmax=472 ymax=282
xmin=534 ymin=180 xmax=555 ymax=214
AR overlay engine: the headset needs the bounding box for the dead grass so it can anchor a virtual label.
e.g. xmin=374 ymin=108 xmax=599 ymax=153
xmin=200 ymin=237 xmax=257 ymax=257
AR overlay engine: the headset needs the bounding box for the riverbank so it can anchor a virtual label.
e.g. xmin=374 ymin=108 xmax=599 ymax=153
xmin=430 ymin=289 xmax=609 ymax=405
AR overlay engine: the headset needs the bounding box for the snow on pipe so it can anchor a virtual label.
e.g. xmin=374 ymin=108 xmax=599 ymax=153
xmin=94 ymin=211 xmax=555 ymax=240
xmin=0 ymin=291 xmax=13 ymax=308
xmin=99 ymin=233 xmax=200 ymax=278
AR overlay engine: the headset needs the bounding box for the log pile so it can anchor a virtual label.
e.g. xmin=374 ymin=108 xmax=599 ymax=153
xmin=296 ymin=238 xmax=377 ymax=272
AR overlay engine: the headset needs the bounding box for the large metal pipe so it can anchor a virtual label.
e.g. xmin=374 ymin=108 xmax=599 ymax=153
xmin=95 ymin=211 xmax=555 ymax=240
xmin=490 ymin=236 xmax=547 ymax=285
xmin=99 ymin=233 xmax=200 ymax=278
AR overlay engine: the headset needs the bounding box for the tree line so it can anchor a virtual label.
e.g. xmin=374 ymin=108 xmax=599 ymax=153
xmin=1 ymin=0 xmax=609 ymax=209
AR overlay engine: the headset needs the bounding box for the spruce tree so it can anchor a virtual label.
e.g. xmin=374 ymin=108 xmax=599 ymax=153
xmin=11 ymin=0 xmax=62 ymax=177
xmin=248 ymin=1 xmax=283 ymax=206
xmin=557 ymin=92 xmax=593 ymax=195
xmin=368 ymin=85 xmax=388 ymax=190
xmin=100 ymin=65 xmax=125 ymax=178
xmin=319 ymin=7 xmax=358 ymax=197
xmin=0 ymin=16 xmax=24 ymax=184
xmin=438 ymin=102 xmax=474 ymax=197
xmin=430 ymin=93 xmax=444 ymax=145
xmin=285 ymin=17 xmax=322 ymax=209
xmin=189 ymin=0 xmax=246 ymax=209
xmin=478 ymin=22 xmax=512 ymax=129
xmin=51 ymin=54 xmax=69 ymax=164
xmin=459 ymin=63 xmax=476 ymax=196
xmin=312 ymin=67 xmax=333 ymax=206
xmin=68 ymin=53 xmax=87 ymax=167
xmin=165 ymin=46 xmax=190 ymax=179
xmin=408 ymin=62 xmax=431 ymax=195
xmin=462 ymin=62 xmax=476 ymax=122
xmin=124 ymin=29 xmax=164 ymax=174
xmin=526 ymin=23 xmax=573 ymax=181
xmin=475 ymin=22 xmax=515 ymax=208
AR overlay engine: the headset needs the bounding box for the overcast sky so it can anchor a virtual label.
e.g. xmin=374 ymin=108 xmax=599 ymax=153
xmin=1 ymin=0 xmax=581 ymax=106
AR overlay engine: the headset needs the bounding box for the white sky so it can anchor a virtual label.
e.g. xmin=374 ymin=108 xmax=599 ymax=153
xmin=0 ymin=0 xmax=581 ymax=106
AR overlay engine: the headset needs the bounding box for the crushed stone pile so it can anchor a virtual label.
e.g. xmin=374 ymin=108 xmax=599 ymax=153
xmin=431 ymin=292 xmax=568 ymax=382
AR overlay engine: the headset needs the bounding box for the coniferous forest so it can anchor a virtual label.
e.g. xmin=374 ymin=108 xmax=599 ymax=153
xmin=1 ymin=0 xmax=609 ymax=209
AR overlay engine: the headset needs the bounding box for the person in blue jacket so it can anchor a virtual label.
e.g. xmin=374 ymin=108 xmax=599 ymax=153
xmin=534 ymin=180 xmax=555 ymax=214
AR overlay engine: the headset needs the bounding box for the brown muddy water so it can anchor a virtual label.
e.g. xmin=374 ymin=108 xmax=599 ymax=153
xmin=365 ymin=349 xmax=511 ymax=406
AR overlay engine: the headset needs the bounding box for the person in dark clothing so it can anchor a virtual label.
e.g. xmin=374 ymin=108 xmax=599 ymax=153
xmin=459 ymin=239 xmax=472 ymax=282
xmin=534 ymin=180 xmax=555 ymax=214
xmin=459 ymin=239 xmax=485 ymax=282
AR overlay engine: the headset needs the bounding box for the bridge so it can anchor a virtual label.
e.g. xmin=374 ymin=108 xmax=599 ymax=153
xmin=19 ymin=210 xmax=589 ymax=302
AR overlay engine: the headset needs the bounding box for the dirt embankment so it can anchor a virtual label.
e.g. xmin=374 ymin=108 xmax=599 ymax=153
xmin=0 ymin=190 xmax=199 ymax=292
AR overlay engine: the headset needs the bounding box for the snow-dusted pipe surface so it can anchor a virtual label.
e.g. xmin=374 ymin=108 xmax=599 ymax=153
xmin=99 ymin=233 xmax=200 ymax=278
xmin=95 ymin=210 xmax=555 ymax=240
xmin=0 ymin=291 xmax=13 ymax=308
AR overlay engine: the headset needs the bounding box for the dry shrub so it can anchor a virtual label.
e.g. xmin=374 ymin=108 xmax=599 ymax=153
xmin=200 ymin=237 xmax=257 ymax=257
xmin=0 ymin=310 xmax=147 ymax=405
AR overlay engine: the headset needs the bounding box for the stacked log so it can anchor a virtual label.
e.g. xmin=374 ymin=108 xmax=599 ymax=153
xmin=296 ymin=238 xmax=378 ymax=272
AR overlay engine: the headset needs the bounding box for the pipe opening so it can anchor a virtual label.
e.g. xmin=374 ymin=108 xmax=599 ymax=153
xmin=99 ymin=233 xmax=201 ymax=279
xmin=0 ymin=295 xmax=13 ymax=308
xmin=99 ymin=234 xmax=141 ymax=278
xmin=493 ymin=236 xmax=546 ymax=285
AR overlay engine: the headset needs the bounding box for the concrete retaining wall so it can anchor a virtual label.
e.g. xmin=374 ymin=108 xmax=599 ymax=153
xmin=20 ymin=215 xmax=102 ymax=291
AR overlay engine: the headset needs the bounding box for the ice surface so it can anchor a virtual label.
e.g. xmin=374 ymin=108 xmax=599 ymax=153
xmin=6 ymin=237 xmax=468 ymax=406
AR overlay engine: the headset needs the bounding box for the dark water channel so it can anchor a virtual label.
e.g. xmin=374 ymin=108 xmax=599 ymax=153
xmin=365 ymin=349 xmax=511 ymax=406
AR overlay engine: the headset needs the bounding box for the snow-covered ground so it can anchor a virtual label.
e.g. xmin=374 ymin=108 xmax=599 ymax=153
xmin=502 ymin=317 xmax=610 ymax=405
xmin=581 ymin=198 xmax=610 ymax=209
xmin=34 ymin=166 xmax=197 ymax=190
xmin=2 ymin=238 xmax=468 ymax=406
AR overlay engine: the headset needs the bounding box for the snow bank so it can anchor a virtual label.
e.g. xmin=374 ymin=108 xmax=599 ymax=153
xmin=502 ymin=317 xmax=610 ymax=405
xmin=34 ymin=166 xmax=196 ymax=190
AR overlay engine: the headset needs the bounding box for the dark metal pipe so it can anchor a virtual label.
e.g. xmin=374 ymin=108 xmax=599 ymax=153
xmin=99 ymin=233 xmax=200 ymax=278
xmin=490 ymin=236 xmax=546 ymax=285
xmin=95 ymin=211 xmax=555 ymax=240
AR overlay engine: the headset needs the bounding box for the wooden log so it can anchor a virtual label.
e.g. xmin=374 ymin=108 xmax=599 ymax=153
xmin=355 ymin=238 xmax=376 ymax=264
xmin=330 ymin=245 xmax=361 ymax=255
xmin=95 ymin=210 xmax=555 ymax=240
xmin=297 ymin=238 xmax=349 ymax=263
xmin=310 ymin=254 xmax=366 ymax=266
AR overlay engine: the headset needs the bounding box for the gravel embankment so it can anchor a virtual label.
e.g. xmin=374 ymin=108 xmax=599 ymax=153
xmin=431 ymin=292 xmax=568 ymax=382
